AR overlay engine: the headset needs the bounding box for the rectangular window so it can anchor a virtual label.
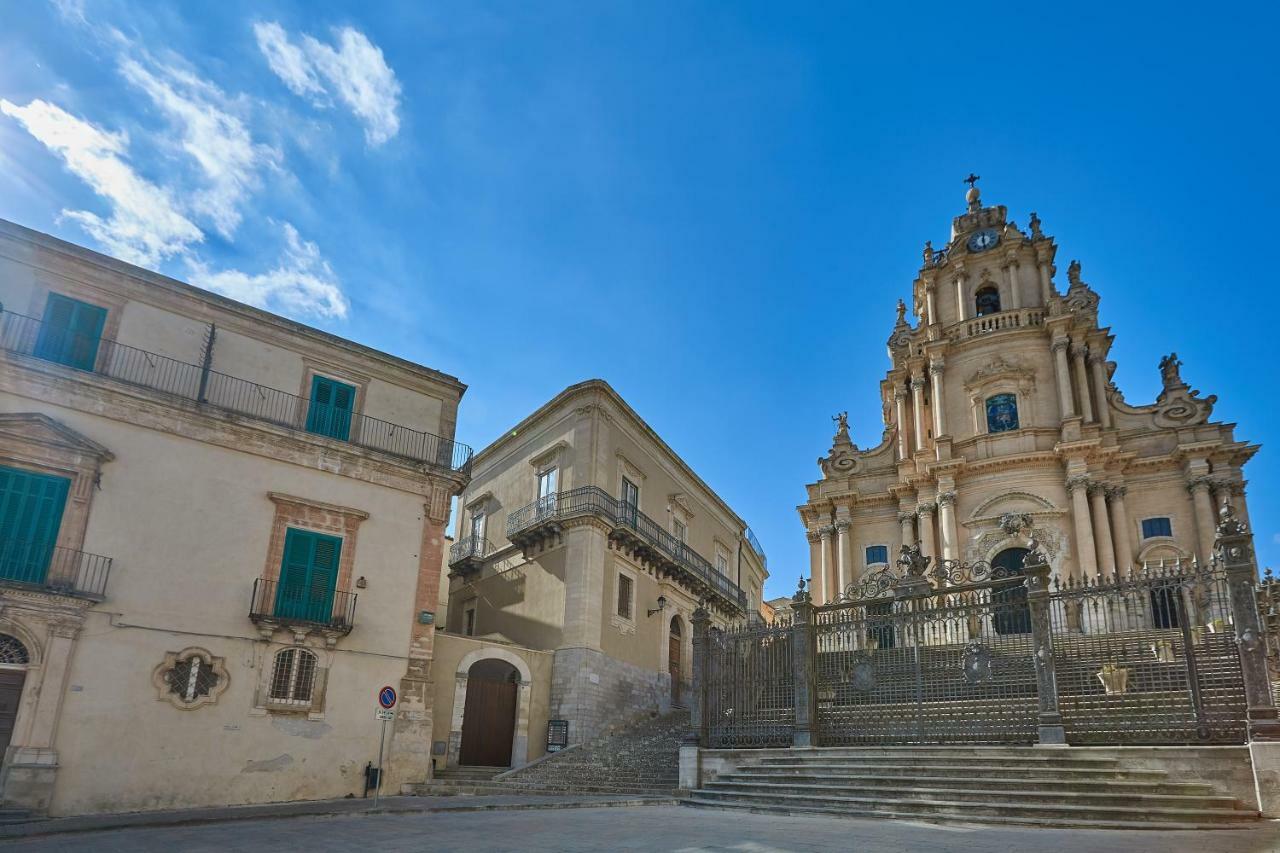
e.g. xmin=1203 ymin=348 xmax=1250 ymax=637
xmin=716 ymin=552 xmax=729 ymax=575
xmin=1141 ymin=517 xmax=1173 ymax=539
xmin=464 ymin=605 xmax=476 ymax=636
xmin=620 ymin=478 xmax=639 ymax=525
xmin=470 ymin=511 xmax=486 ymax=542
xmin=537 ymin=467 xmax=558 ymax=515
xmin=274 ymin=528 xmax=341 ymax=623
xmin=866 ymin=545 xmax=889 ymax=565
xmin=34 ymin=293 xmax=107 ymax=371
xmin=673 ymin=519 xmax=687 ymax=543
xmin=0 ymin=465 xmax=71 ymax=585
xmin=617 ymin=573 xmax=634 ymax=620
xmin=305 ymin=375 xmax=356 ymax=441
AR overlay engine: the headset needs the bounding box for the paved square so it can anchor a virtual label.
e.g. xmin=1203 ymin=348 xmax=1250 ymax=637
xmin=6 ymin=806 xmax=1280 ymax=852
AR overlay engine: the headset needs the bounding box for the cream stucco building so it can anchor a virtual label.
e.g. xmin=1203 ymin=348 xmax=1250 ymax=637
xmin=800 ymin=183 xmax=1256 ymax=602
xmin=435 ymin=380 xmax=766 ymax=767
xmin=0 ymin=219 xmax=470 ymax=815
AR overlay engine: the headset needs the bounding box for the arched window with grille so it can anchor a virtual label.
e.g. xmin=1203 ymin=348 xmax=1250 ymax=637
xmin=975 ymin=286 xmax=1001 ymax=316
xmin=269 ymin=647 xmax=318 ymax=706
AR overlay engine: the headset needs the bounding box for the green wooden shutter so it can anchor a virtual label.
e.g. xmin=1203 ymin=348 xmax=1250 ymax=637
xmin=273 ymin=528 xmax=341 ymax=624
xmin=35 ymin=294 xmax=106 ymax=371
xmin=305 ymin=376 xmax=355 ymax=441
xmin=0 ymin=465 xmax=70 ymax=585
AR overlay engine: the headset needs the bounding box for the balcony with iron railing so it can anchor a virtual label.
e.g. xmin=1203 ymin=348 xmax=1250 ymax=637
xmin=249 ymin=577 xmax=357 ymax=636
xmin=0 ymin=539 xmax=112 ymax=600
xmin=448 ymin=534 xmax=497 ymax=575
xmin=506 ymin=486 xmax=748 ymax=613
xmin=0 ymin=310 xmax=473 ymax=474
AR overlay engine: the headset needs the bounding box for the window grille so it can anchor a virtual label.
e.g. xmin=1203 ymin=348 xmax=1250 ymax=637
xmin=165 ymin=653 xmax=221 ymax=703
xmin=617 ymin=574 xmax=634 ymax=619
xmin=0 ymin=634 xmax=30 ymax=666
xmin=269 ymin=648 xmax=318 ymax=705
xmin=1142 ymin=517 xmax=1173 ymax=539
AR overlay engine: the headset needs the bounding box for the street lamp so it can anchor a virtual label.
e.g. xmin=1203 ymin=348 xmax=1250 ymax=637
xmin=647 ymin=595 xmax=667 ymax=618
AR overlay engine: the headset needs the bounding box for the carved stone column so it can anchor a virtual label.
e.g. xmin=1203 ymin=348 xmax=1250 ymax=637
xmin=1188 ymin=476 xmax=1217 ymax=563
xmin=910 ymin=374 xmax=926 ymax=452
xmin=937 ymin=491 xmax=959 ymax=561
xmin=924 ymin=284 xmax=937 ymax=326
xmin=893 ymin=387 xmax=908 ymax=460
xmin=1071 ymin=341 xmax=1094 ymax=423
xmin=1088 ymin=351 xmax=1112 ymax=428
xmin=1088 ymin=483 xmax=1117 ymax=576
xmin=1067 ymin=476 xmax=1097 ymax=578
xmin=929 ymin=359 xmax=947 ymax=439
xmin=1024 ymin=547 xmax=1065 ymax=744
xmin=1005 ymin=260 xmax=1021 ymax=310
xmin=789 ymin=585 xmax=816 ymax=747
xmin=954 ymin=272 xmax=968 ymax=321
xmin=1051 ymin=338 xmax=1076 ymax=419
xmin=835 ymin=519 xmax=851 ymax=597
xmin=1215 ymin=505 xmax=1280 ymax=741
xmin=916 ymin=503 xmax=938 ymax=563
xmin=1106 ymin=486 xmax=1133 ymax=571
xmin=818 ymin=525 xmax=835 ymax=605
xmin=898 ymin=511 xmax=916 ymax=549
xmin=1037 ymin=258 xmax=1054 ymax=303
xmin=806 ymin=528 xmax=821 ymax=597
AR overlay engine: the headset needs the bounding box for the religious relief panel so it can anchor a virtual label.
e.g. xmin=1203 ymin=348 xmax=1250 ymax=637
xmin=985 ymin=393 xmax=1020 ymax=433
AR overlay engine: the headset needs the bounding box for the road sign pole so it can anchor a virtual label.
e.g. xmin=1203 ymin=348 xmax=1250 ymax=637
xmin=374 ymin=716 xmax=387 ymax=809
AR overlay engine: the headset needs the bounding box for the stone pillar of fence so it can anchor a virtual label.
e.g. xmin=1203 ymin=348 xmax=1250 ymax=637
xmin=1023 ymin=545 xmax=1066 ymax=745
xmin=790 ymin=579 xmax=816 ymax=747
xmin=1215 ymin=504 xmax=1280 ymax=741
xmin=680 ymin=601 xmax=712 ymax=791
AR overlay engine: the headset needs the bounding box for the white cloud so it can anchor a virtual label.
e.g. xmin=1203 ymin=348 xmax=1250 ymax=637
xmin=0 ymin=98 xmax=202 ymax=266
xmin=255 ymin=22 xmax=402 ymax=146
xmin=188 ymin=222 xmax=349 ymax=320
xmin=119 ymin=58 xmax=279 ymax=239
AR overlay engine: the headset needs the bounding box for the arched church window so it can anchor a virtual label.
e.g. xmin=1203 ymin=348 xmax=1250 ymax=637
xmin=985 ymin=394 xmax=1020 ymax=433
xmin=975 ymin=286 xmax=1001 ymax=316
xmin=0 ymin=635 xmax=29 ymax=667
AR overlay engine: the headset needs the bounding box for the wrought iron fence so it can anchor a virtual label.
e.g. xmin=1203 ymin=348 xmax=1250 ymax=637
xmin=705 ymin=617 xmax=795 ymax=747
xmin=0 ymin=310 xmax=473 ymax=473
xmin=690 ymin=512 xmax=1272 ymax=750
xmin=506 ymin=485 xmax=748 ymax=610
xmin=249 ymin=577 xmax=357 ymax=634
xmin=1049 ymin=561 xmax=1247 ymax=745
xmin=0 ymin=539 xmax=112 ymax=599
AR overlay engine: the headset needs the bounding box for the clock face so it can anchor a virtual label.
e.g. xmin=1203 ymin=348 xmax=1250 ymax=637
xmin=967 ymin=229 xmax=999 ymax=252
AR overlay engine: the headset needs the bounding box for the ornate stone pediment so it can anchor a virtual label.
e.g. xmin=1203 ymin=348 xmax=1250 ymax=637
xmin=964 ymin=357 xmax=1035 ymax=392
xmin=0 ymin=413 xmax=114 ymax=462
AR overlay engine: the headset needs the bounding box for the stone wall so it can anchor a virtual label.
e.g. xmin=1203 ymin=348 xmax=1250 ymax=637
xmin=550 ymin=647 xmax=670 ymax=745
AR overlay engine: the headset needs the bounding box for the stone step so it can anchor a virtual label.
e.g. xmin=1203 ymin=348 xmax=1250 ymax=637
xmin=680 ymin=798 xmax=1258 ymax=831
xmin=701 ymin=780 xmax=1243 ymax=810
xmin=739 ymin=762 xmax=1171 ymax=780
xmin=684 ymin=789 xmax=1257 ymax=824
xmin=718 ymin=771 xmax=1216 ymax=796
xmin=422 ymin=780 xmax=675 ymax=796
xmin=756 ymin=754 xmax=1128 ymax=769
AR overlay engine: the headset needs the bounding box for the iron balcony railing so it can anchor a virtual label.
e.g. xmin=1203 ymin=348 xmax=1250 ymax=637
xmin=0 ymin=310 xmax=473 ymax=474
xmin=448 ymin=534 xmax=495 ymax=566
xmin=507 ymin=485 xmax=748 ymax=611
xmin=249 ymin=577 xmax=357 ymax=635
xmin=0 ymin=539 xmax=112 ymax=600
xmin=745 ymin=526 xmax=767 ymax=568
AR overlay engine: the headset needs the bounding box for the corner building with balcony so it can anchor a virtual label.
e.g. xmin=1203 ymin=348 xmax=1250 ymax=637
xmin=0 ymin=219 xmax=471 ymax=815
xmin=800 ymin=184 xmax=1256 ymax=601
xmin=438 ymin=380 xmax=766 ymax=765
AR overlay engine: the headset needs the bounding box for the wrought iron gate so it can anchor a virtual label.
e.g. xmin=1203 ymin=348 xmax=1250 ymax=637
xmin=1049 ymin=561 xmax=1247 ymax=745
xmin=813 ymin=559 xmax=1039 ymax=744
xmin=705 ymin=618 xmax=794 ymax=747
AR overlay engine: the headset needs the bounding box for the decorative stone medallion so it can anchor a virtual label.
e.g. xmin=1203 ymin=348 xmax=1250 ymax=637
xmin=961 ymin=641 xmax=994 ymax=685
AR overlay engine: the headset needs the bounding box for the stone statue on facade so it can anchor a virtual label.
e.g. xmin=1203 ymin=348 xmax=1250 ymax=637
xmin=1159 ymin=353 xmax=1184 ymax=389
xmin=1028 ymin=211 xmax=1043 ymax=240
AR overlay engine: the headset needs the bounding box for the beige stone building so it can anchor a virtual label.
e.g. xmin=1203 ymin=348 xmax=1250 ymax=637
xmin=800 ymin=183 xmax=1256 ymax=602
xmin=0 ymin=219 xmax=470 ymax=815
xmin=435 ymin=380 xmax=766 ymax=767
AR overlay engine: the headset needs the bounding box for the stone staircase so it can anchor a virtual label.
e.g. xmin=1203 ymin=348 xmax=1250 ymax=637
xmin=682 ymin=747 xmax=1262 ymax=830
xmin=417 ymin=710 xmax=686 ymax=797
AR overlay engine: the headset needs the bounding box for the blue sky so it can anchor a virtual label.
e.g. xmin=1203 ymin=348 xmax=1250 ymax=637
xmin=1 ymin=1 xmax=1277 ymax=598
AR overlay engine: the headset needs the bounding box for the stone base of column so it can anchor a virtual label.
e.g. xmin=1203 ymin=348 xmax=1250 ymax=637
xmin=792 ymin=727 xmax=814 ymax=748
xmin=678 ymin=743 xmax=701 ymax=790
xmin=1249 ymin=741 xmax=1280 ymax=816
xmin=0 ymin=747 xmax=58 ymax=814
xmin=1248 ymin=706 xmax=1280 ymax=742
xmin=387 ymin=675 xmax=436 ymax=789
xmin=1037 ymin=725 xmax=1067 ymax=746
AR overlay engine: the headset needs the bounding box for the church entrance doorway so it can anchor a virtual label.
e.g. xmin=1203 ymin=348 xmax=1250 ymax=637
xmin=991 ymin=547 xmax=1032 ymax=635
xmin=0 ymin=635 xmax=30 ymax=757
xmin=459 ymin=659 xmax=518 ymax=767
xmin=669 ymin=616 xmax=683 ymax=707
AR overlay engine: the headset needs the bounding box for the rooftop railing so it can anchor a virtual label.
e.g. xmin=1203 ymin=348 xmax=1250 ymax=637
xmin=0 ymin=539 xmax=112 ymax=600
xmin=745 ymin=527 xmax=767 ymax=568
xmin=507 ymin=486 xmax=748 ymax=611
xmin=0 ymin=310 xmax=473 ymax=474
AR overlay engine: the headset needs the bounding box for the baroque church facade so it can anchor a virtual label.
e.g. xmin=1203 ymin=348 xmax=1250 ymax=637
xmin=799 ymin=182 xmax=1257 ymax=603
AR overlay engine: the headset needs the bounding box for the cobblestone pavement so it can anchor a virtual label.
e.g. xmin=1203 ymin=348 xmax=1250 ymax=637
xmin=5 ymin=806 xmax=1280 ymax=852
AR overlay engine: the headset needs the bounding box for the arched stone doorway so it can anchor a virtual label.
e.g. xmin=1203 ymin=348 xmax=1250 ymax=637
xmin=459 ymin=659 xmax=519 ymax=767
xmin=668 ymin=616 xmax=683 ymax=707
xmin=991 ymin=547 xmax=1032 ymax=635
xmin=0 ymin=635 xmax=31 ymax=757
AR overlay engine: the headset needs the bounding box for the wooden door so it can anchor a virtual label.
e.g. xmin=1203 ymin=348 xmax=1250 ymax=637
xmin=459 ymin=675 xmax=517 ymax=767
xmin=0 ymin=670 xmax=25 ymax=755
xmin=669 ymin=626 xmax=683 ymax=706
